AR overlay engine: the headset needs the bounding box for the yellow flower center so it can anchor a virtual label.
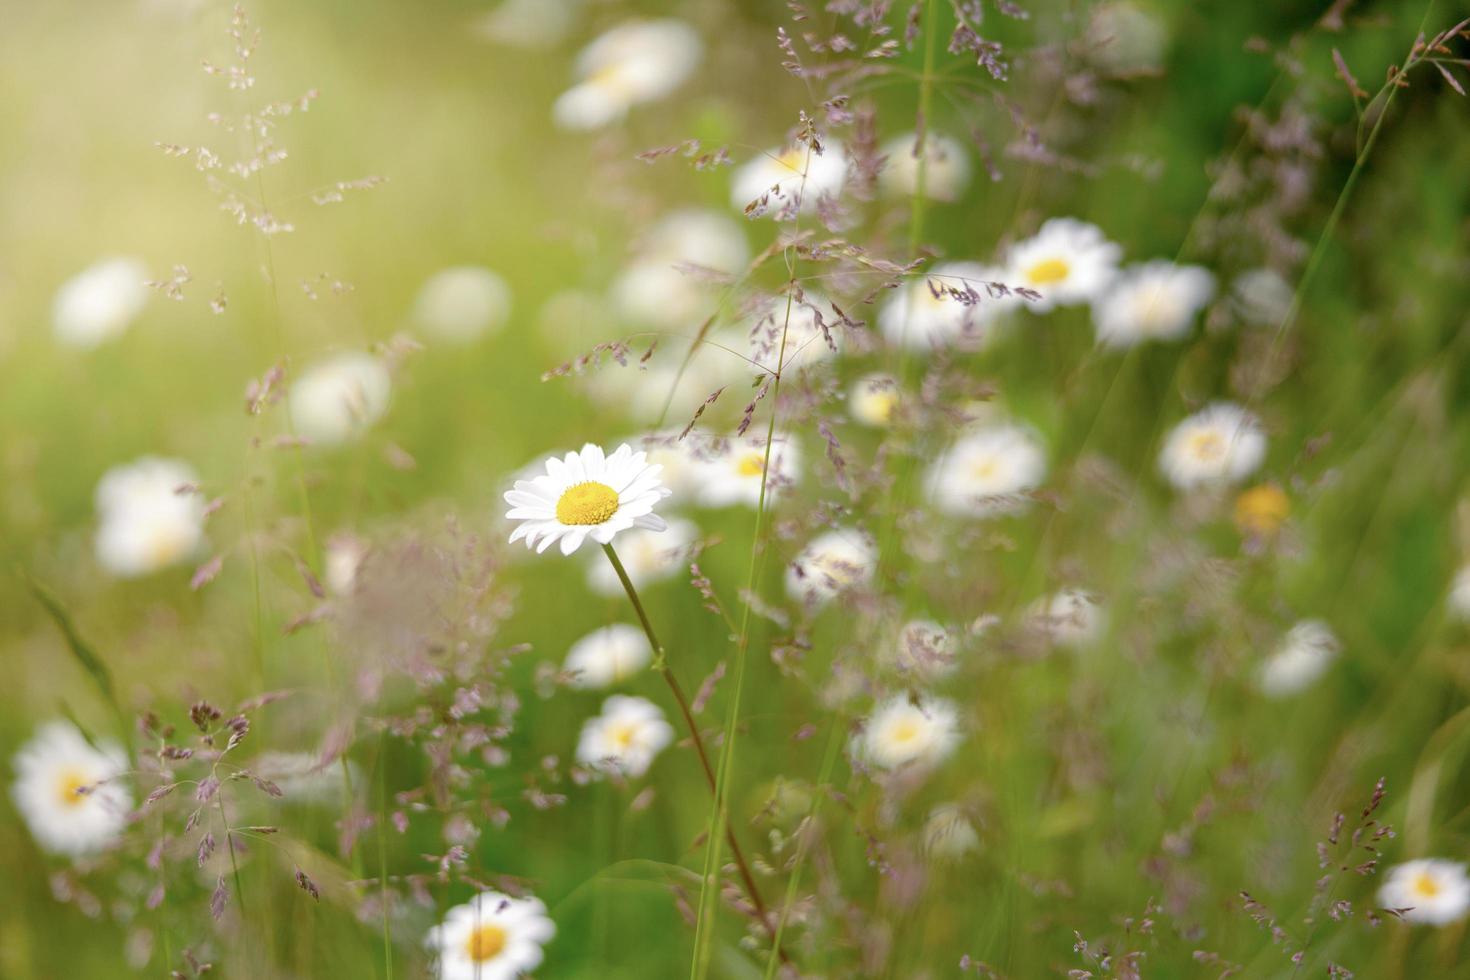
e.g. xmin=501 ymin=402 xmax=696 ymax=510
xmin=971 ymin=457 xmax=1001 ymax=482
xmin=775 ymin=146 xmax=805 ymax=172
xmin=54 ymin=768 xmax=92 ymax=808
xmin=866 ymin=391 xmax=898 ymax=424
xmin=555 ymin=481 xmax=620 ymax=526
xmin=147 ymin=524 xmax=191 ymax=566
xmin=464 ymin=923 xmax=507 ymax=963
xmin=1412 ymin=873 xmax=1442 ymax=899
xmin=735 ymin=452 xmax=766 ymax=478
xmin=1186 ymin=430 xmax=1227 ymax=462
xmin=1025 ymin=257 xmax=1071 ymax=286
xmin=608 ymin=722 xmax=639 ymax=749
xmin=887 ymin=717 xmax=923 ymax=744
xmin=1234 ymin=484 xmax=1290 ymax=536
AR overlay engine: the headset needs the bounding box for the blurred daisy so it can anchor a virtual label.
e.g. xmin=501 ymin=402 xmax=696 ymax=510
xmin=1006 ymin=218 xmax=1121 ymax=312
xmin=426 ymin=890 xmax=556 ymax=980
xmin=11 ymin=721 xmax=130 ymax=858
xmin=849 ymin=373 xmax=901 ymax=427
xmin=1029 ymin=589 xmax=1104 ymax=649
xmin=612 ymin=210 xmax=749 ymax=331
xmin=585 ymin=353 xmax=727 ymax=427
xmin=893 ymin=619 xmax=956 ymax=679
xmin=923 ymin=804 xmax=981 ymax=860
xmin=52 ymin=257 xmax=149 ymax=349
xmin=411 ymin=266 xmax=511 ymax=343
xmin=563 ymin=624 xmax=653 ymax=688
xmin=576 ymin=695 xmax=675 ymax=777
xmin=290 ymin=352 xmax=392 ymax=446
xmin=476 ymin=0 xmax=577 ymax=48
xmin=586 ymin=516 xmax=697 ymax=596
xmin=1234 ymin=483 xmax=1290 ymax=539
xmin=253 ymin=751 xmax=357 ymax=804
xmin=636 ymin=433 xmax=705 ymax=497
xmin=925 ymin=424 xmax=1047 ymax=518
xmin=1092 ymin=260 xmax=1215 ymax=348
xmin=1449 ymin=565 xmax=1470 ymax=622
xmin=785 ymin=527 xmax=877 ymax=606
xmin=324 ymin=532 xmax=369 ymax=597
xmin=696 ymin=433 xmax=800 ymax=509
xmin=1085 ymin=1 xmax=1169 ymax=75
xmin=731 ymin=141 xmax=849 ymax=218
xmin=1159 ymin=402 xmax=1265 ymax=490
xmin=880 ymin=262 xmax=1012 ymax=351
xmin=1378 ymin=860 xmax=1470 ymax=925
xmin=743 ymin=293 xmax=844 ymax=373
xmin=1230 ymin=267 xmax=1295 ymax=327
xmin=879 ymin=131 xmax=972 ymax=201
xmin=504 ymin=443 xmax=670 ymax=555
xmin=553 ymin=19 xmax=702 ymax=130
xmin=858 ymin=695 xmax=961 ymax=771
xmin=1258 ymin=620 xmax=1339 ymax=697
xmin=94 ymin=456 xmax=206 ymax=578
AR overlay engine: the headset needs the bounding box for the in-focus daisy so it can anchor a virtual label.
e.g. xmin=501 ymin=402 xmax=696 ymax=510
xmin=785 ymin=527 xmax=877 ymax=607
xmin=880 ymin=262 xmax=1014 ymax=352
xmin=612 ymin=209 xmax=749 ymax=330
xmin=1159 ymin=402 xmax=1266 ymax=490
xmin=1028 ymin=589 xmax=1104 ymax=649
xmin=923 ymin=803 xmax=981 ymax=861
xmin=553 ymin=19 xmax=702 ymax=130
xmin=1234 ymin=483 xmax=1290 ymax=539
xmin=289 ymin=352 xmax=392 ymax=446
xmin=695 ymin=433 xmax=801 ymax=509
xmin=505 ymin=443 xmax=671 ymax=555
xmin=1450 ymin=565 xmax=1470 ymax=622
xmin=1092 ymin=260 xmax=1215 ymax=348
xmin=1378 ymin=860 xmax=1470 ymax=925
xmin=1258 ymin=620 xmax=1339 ymax=697
xmin=562 ymin=624 xmax=653 ymax=688
xmin=925 ymin=424 xmax=1047 ymax=518
xmin=1005 ymin=218 xmax=1121 ymax=312
xmin=893 ymin=619 xmax=956 ymax=679
xmin=425 ymin=890 xmax=557 ymax=980
xmin=411 ymin=266 xmax=512 ymax=343
xmin=52 ymin=257 xmax=149 ymax=349
xmin=731 ymin=141 xmax=849 ymax=218
xmin=575 ymin=695 xmax=675 ymax=777
xmin=586 ymin=516 xmax=697 ymax=597
xmin=11 ymin=721 xmax=131 ymax=858
xmin=878 ymin=131 xmax=972 ymax=202
xmin=94 ymin=456 xmax=206 ymax=578
xmin=857 ymin=695 xmax=961 ymax=771
xmin=849 ymin=373 xmax=901 ymax=428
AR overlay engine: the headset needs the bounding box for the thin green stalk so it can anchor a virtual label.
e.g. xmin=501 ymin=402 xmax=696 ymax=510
xmin=377 ymin=731 xmax=394 ymax=980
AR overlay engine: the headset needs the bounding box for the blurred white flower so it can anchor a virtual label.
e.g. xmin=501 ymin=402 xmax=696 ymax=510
xmin=324 ymin=533 xmax=369 ymax=596
xmin=849 ymin=373 xmax=901 ymax=427
xmin=1159 ymin=402 xmax=1265 ymax=490
xmin=880 ymin=262 xmax=1013 ymax=352
xmin=893 ymin=619 xmax=956 ymax=679
xmin=504 ymin=443 xmax=670 ymax=556
xmin=94 ymin=456 xmax=206 ymax=578
xmin=612 ymin=210 xmax=748 ymax=330
xmin=731 ymin=141 xmax=849 ymax=217
xmin=1085 ymin=1 xmax=1169 ymax=75
xmin=576 ymin=695 xmax=675 ymax=777
xmin=1006 ymin=218 xmax=1121 ymax=312
xmin=1230 ymin=267 xmax=1295 ymax=327
xmin=1258 ymin=620 xmax=1339 ymax=697
xmin=785 ymin=527 xmax=876 ymax=606
xmin=585 ymin=353 xmax=726 ymax=426
xmin=586 ymin=516 xmax=696 ymax=596
xmin=879 ymin=131 xmax=972 ymax=201
xmin=476 ymin=0 xmax=578 ymax=48
xmin=411 ymin=266 xmax=511 ymax=343
xmin=425 ymin=890 xmax=556 ymax=980
xmin=52 ymin=257 xmax=149 ymax=349
xmin=696 ymin=433 xmax=801 ymax=509
xmin=1029 ymin=589 xmax=1104 ymax=649
xmin=925 ymin=424 xmax=1047 ymax=518
xmin=858 ymin=695 xmax=961 ymax=771
xmin=634 ymin=433 xmax=704 ymax=498
xmin=1093 ymin=260 xmax=1214 ymax=348
xmin=563 ymin=624 xmax=653 ymax=688
xmin=289 ymin=352 xmax=392 ymax=446
xmin=11 ymin=721 xmax=130 ymax=858
xmin=553 ymin=20 xmax=702 ymax=130
xmin=1449 ymin=565 xmax=1470 ymax=622
xmin=253 ymin=751 xmax=357 ymax=804
xmin=742 ymin=293 xmax=844 ymax=373
xmin=1378 ymin=860 xmax=1470 ymax=925
xmin=923 ymin=803 xmax=981 ymax=860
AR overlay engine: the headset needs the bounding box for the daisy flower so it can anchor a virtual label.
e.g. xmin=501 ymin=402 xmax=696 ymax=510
xmin=411 ymin=266 xmax=512 ymax=344
xmin=1092 ymin=260 xmax=1215 ymax=348
xmin=731 ymin=141 xmax=849 ymax=218
xmin=553 ymin=19 xmax=702 ymax=130
xmin=504 ymin=443 xmax=671 ymax=555
xmin=612 ymin=209 xmax=749 ymax=331
xmin=575 ymin=695 xmax=675 ymax=777
xmin=1029 ymin=589 xmax=1104 ymax=649
xmin=695 ymin=433 xmax=801 ymax=509
xmin=1378 ymin=860 xmax=1470 ymax=925
xmin=1084 ymin=1 xmax=1169 ymax=75
xmin=849 ymin=373 xmax=901 ymax=427
xmin=94 ymin=456 xmax=206 ymax=578
xmin=925 ymin=424 xmax=1047 ymax=518
xmin=425 ymin=890 xmax=557 ymax=980
xmin=1005 ymin=218 xmax=1121 ymax=312
xmin=11 ymin=721 xmax=131 ymax=858
xmin=323 ymin=532 xmax=369 ymax=597
xmin=1229 ymin=267 xmax=1295 ymax=327
xmin=1258 ymin=620 xmax=1339 ymax=697
xmin=923 ymin=804 xmax=981 ymax=861
xmin=1234 ymin=483 xmax=1290 ymax=539
xmin=586 ymin=516 xmax=697 ymax=597
xmin=879 ymin=131 xmax=972 ymax=202
xmin=1450 ymin=565 xmax=1470 ymax=622
xmin=252 ymin=751 xmax=359 ymax=804
xmin=52 ymin=257 xmax=149 ymax=349
xmin=289 ymin=352 xmax=392 ymax=446
xmin=880 ymin=262 xmax=1014 ymax=351
xmin=857 ymin=695 xmax=961 ymax=771
xmin=563 ymin=624 xmax=653 ymax=688
xmin=893 ymin=619 xmax=956 ymax=680
xmin=743 ymin=292 xmax=844 ymax=373
xmin=1159 ymin=402 xmax=1266 ymax=490
xmin=476 ymin=0 xmax=576 ymax=48
xmin=785 ymin=527 xmax=877 ymax=606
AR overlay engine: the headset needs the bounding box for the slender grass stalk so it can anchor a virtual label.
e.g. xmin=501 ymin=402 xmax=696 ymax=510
xmin=377 ymin=730 xmax=394 ymax=980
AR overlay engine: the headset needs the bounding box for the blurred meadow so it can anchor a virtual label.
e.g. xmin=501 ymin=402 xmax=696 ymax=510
xmin=3 ymin=0 xmax=1470 ymax=976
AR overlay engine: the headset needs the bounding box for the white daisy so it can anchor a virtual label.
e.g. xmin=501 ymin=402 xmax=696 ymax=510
xmin=695 ymin=433 xmax=801 ymax=509
xmin=1029 ymin=589 xmax=1104 ymax=649
xmin=612 ymin=210 xmax=749 ymax=331
xmin=880 ymin=262 xmax=1014 ymax=352
xmin=289 ymin=352 xmax=392 ymax=446
xmin=52 ymin=257 xmax=149 ymax=349
xmin=476 ymin=0 xmax=577 ymax=48
xmin=1005 ymin=218 xmax=1122 ymax=312
xmin=1449 ymin=565 xmax=1470 ymax=622
xmin=323 ymin=533 xmax=369 ymax=597
xmin=504 ymin=443 xmax=671 ymax=555
xmin=1092 ymin=260 xmax=1215 ymax=348
xmin=584 ymin=346 xmax=729 ymax=426
xmin=849 ymin=373 xmax=901 ymax=428
xmin=1378 ymin=860 xmax=1470 ymax=925
xmin=743 ymin=293 xmax=844 ymax=373
xmin=253 ymin=751 xmax=358 ymax=804
xmin=1258 ymin=620 xmax=1339 ymax=697
xmin=563 ymin=624 xmax=653 ymax=688
xmin=785 ymin=527 xmax=877 ymax=607
xmin=11 ymin=721 xmax=131 ymax=858
xmin=857 ymin=695 xmax=961 ymax=771
xmin=1229 ymin=267 xmax=1295 ymax=327
xmin=586 ymin=516 xmax=697 ymax=597
xmin=925 ymin=424 xmax=1047 ymax=518
xmin=1159 ymin=402 xmax=1266 ymax=490
xmin=575 ymin=695 xmax=675 ymax=778
xmin=552 ymin=19 xmax=702 ymax=130
xmin=1085 ymin=1 xmax=1169 ymax=75
xmin=411 ymin=266 xmax=511 ymax=344
xmin=731 ymin=141 xmax=849 ymax=218
xmin=94 ymin=456 xmax=206 ymax=578
xmin=425 ymin=890 xmax=557 ymax=980
xmin=893 ymin=619 xmax=956 ymax=679
xmin=923 ymin=803 xmax=981 ymax=861
xmin=879 ymin=131 xmax=972 ymax=201
xmin=634 ymin=433 xmax=706 ymax=498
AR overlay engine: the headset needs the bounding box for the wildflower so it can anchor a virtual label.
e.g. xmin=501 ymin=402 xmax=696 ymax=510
xmin=636 ymin=433 xmax=704 ymax=497
xmin=880 ymin=262 xmax=1012 ymax=351
xmin=893 ymin=619 xmax=956 ymax=679
xmin=1092 ymin=260 xmax=1215 ymax=348
xmin=878 ymin=131 xmax=972 ymax=201
xmin=858 ymin=695 xmax=961 ymax=771
xmin=1378 ymin=860 xmax=1470 ymax=925
xmin=695 ymin=433 xmax=801 ymax=509
xmin=11 ymin=721 xmax=131 ymax=858
xmin=94 ymin=456 xmax=206 ymax=578
xmin=553 ymin=19 xmax=702 ymax=130
xmin=52 ymin=257 xmax=149 ymax=349
xmin=411 ymin=266 xmax=511 ymax=343
xmin=576 ymin=695 xmax=675 ymax=777
xmin=1084 ymin=1 xmax=1169 ymax=75
xmin=504 ymin=443 xmax=670 ymax=555
xmin=1005 ymin=218 xmax=1121 ymax=312
xmin=849 ymin=373 xmax=901 ymax=427
xmin=324 ymin=532 xmax=369 ymax=596
xmin=742 ymin=292 xmax=845 ymax=372
xmin=1229 ymin=267 xmax=1295 ymax=326
xmin=925 ymin=424 xmax=1047 ymax=518
xmin=585 ymin=516 xmax=697 ymax=596
xmin=1029 ymin=589 xmax=1104 ymax=649
xmin=612 ymin=209 xmax=749 ymax=330
xmin=1450 ymin=565 xmax=1470 ymax=622
xmin=1234 ymin=483 xmax=1290 ymax=538
xmin=785 ymin=528 xmax=877 ymax=606
xmin=476 ymin=0 xmax=576 ymax=48
xmin=731 ymin=141 xmax=849 ymax=217
xmin=1159 ymin=402 xmax=1266 ymax=490
xmin=289 ymin=352 xmax=392 ymax=446
xmin=923 ymin=804 xmax=981 ymax=861
xmin=253 ymin=751 xmax=358 ymax=804
xmin=425 ymin=890 xmax=557 ymax=979
xmin=562 ymin=624 xmax=653 ymax=688
xmin=1258 ymin=620 xmax=1339 ymax=697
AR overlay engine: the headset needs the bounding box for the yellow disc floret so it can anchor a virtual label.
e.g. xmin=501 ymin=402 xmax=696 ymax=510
xmin=1025 ymin=257 xmax=1071 ymax=286
xmin=465 ymin=924 xmax=507 ymax=962
xmin=556 ymin=481 xmax=620 ymax=526
xmin=54 ymin=768 xmax=92 ymax=808
xmin=1234 ymin=483 xmax=1290 ymax=536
